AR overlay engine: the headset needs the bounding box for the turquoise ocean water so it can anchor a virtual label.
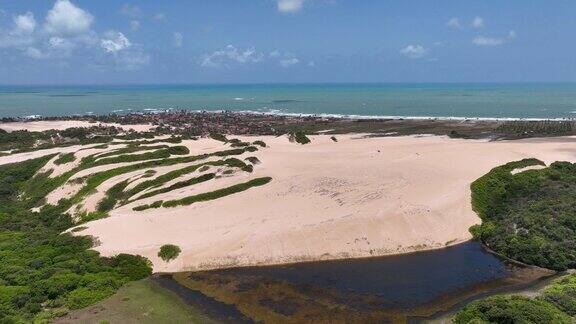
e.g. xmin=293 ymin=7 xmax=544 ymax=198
xmin=1 ymin=83 xmax=576 ymax=119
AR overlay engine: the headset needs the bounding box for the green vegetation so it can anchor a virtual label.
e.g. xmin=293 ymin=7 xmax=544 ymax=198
xmin=167 ymin=145 xmax=190 ymax=155
xmin=91 ymin=147 xmax=175 ymax=166
xmin=121 ymin=157 xmax=250 ymax=204
xmin=135 ymin=177 xmax=272 ymax=211
xmin=454 ymin=295 xmax=571 ymax=324
xmin=541 ymin=275 xmax=576 ymax=316
xmin=54 ymin=279 xmax=217 ymax=324
xmin=289 ymin=131 xmax=311 ymax=145
xmin=209 ymin=133 xmax=228 ymax=142
xmin=469 ymin=159 xmax=576 ymax=270
xmin=245 ymin=156 xmax=260 ymax=165
xmin=87 ymin=144 xmax=169 ymax=162
xmin=54 ymin=153 xmax=76 ymax=165
xmin=158 ymin=245 xmax=182 ymax=262
xmin=252 ymin=140 xmax=266 ymax=147
xmin=134 ymin=173 xmax=216 ymax=202
xmin=230 ymin=141 xmax=250 ymax=147
xmin=97 ymin=180 xmax=130 ymax=212
xmin=496 ymin=121 xmax=575 ymax=139
xmin=455 ymin=274 xmax=576 ymax=323
xmin=0 ymin=157 xmax=152 ymax=322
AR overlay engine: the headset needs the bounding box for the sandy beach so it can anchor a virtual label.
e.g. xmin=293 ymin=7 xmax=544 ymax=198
xmin=43 ymin=133 xmax=572 ymax=272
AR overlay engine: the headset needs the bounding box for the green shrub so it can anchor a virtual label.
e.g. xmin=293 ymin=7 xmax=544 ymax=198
xmin=54 ymin=153 xmax=76 ymax=165
xmin=454 ymin=295 xmax=571 ymax=324
xmin=289 ymin=131 xmax=311 ymax=145
xmin=541 ymin=275 xmax=576 ymax=316
xmin=158 ymin=244 xmax=181 ymax=262
xmin=252 ymin=140 xmax=266 ymax=147
xmin=469 ymin=159 xmax=576 ymax=270
xmin=230 ymin=141 xmax=250 ymax=147
xmin=245 ymin=156 xmax=260 ymax=165
xmin=210 ymin=133 xmax=228 ymax=142
xmin=167 ymin=145 xmax=190 ymax=155
xmin=0 ymin=157 xmax=153 ymax=322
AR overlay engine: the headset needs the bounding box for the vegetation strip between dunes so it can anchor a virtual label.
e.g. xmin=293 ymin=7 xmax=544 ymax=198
xmin=134 ymin=177 xmax=272 ymax=211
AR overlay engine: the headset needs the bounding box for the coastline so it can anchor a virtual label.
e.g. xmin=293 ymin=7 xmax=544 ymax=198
xmin=6 ymin=108 xmax=576 ymax=122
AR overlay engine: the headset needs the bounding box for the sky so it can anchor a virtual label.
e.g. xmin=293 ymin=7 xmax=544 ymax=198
xmin=0 ymin=0 xmax=575 ymax=84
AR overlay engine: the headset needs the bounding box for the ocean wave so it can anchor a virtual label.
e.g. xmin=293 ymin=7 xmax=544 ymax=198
xmin=229 ymin=109 xmax=576 ymax=122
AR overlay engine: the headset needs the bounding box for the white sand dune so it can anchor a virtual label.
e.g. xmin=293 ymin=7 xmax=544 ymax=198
xmin=71 ymin=134 xmax=576 ymax=272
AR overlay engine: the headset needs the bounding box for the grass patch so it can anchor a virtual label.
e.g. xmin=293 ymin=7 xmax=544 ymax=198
xmin=158 ymin=244 xmax=182 ymax=262
xmin=97 ymin=180 xmax=130 ymax=212
xmin=54 ymin=152 xmax=76 ymax=165
xmin=133 ymin=173 xmax=216 ymax=202
xmin=134 ymin=177 xmax=272 ymax=211
xmin=53 ymin=279 xmax=216 ymax=324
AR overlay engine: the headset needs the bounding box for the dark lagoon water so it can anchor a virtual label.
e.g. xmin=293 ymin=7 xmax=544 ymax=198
xmin=2 ymin=83 xmax=576 ymax=119
xmin=165 ymin=241 xmax=547 ymax=323
xmin=211 ymin=241 xmax=509 ymax=309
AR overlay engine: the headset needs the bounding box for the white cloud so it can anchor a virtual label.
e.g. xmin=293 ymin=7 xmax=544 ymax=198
xmin=24 ymin=47 xmax=47 ymax=59
xmin=0 ymin=13 xmax=36 ymax=48
xmin=130 ymin=20 xmax=140 ymax=31
xmin=280 ymin=57 xmax=299 ymax=67
xmin=13 ymin=12 xmax=36 ymax=34
xmin=472 ymin=16 xmax=484 ymax=28
xmin=277 ymin=0 xmax=305 ymax=13
xmin=0 ymin=1 xmax=149 ymax=70
xmin=100 ymin=31 xmax=131 ymax=53
xmin=446 ymin=17 xmax=461 ymax=29
xmin=400 ymin=44 xmax=428 ymax=58
xmin=45 ymin=0 xmax=94 ymax=36
xmin=121 ymin=4 xmax=141 ymax=18
xmin=201 ymin=45 xmax=264 ymax=68
xmin=472 ymin=36 xmax=504 ymax=46
xmin=173 ymin=32 xmax=183 ymax=47
xmin=473 ymin=31 xmax=516 ymax=47
xmin=153 ymin=13 xmax=166 ymax=21
xmin=269 ymin=49 xmax=281 ymax=58
xmin=49 ymin=36 xmax=75 ymax=51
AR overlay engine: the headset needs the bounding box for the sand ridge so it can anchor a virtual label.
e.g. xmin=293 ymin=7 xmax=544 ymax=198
xmin=68 ymin=134 xmax=576 ymax=272
xmin=4 ymin=130 xmax=576 ymax=272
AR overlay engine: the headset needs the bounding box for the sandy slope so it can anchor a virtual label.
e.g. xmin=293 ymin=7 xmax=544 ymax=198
xmin=73 ymin=134 xmax=576 ymax=272
xmin=0 ymin=120 xmax=154 ymax=132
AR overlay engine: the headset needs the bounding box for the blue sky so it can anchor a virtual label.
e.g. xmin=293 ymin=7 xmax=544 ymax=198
xmin=0 ymin=0 xmax=574 ymax=84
